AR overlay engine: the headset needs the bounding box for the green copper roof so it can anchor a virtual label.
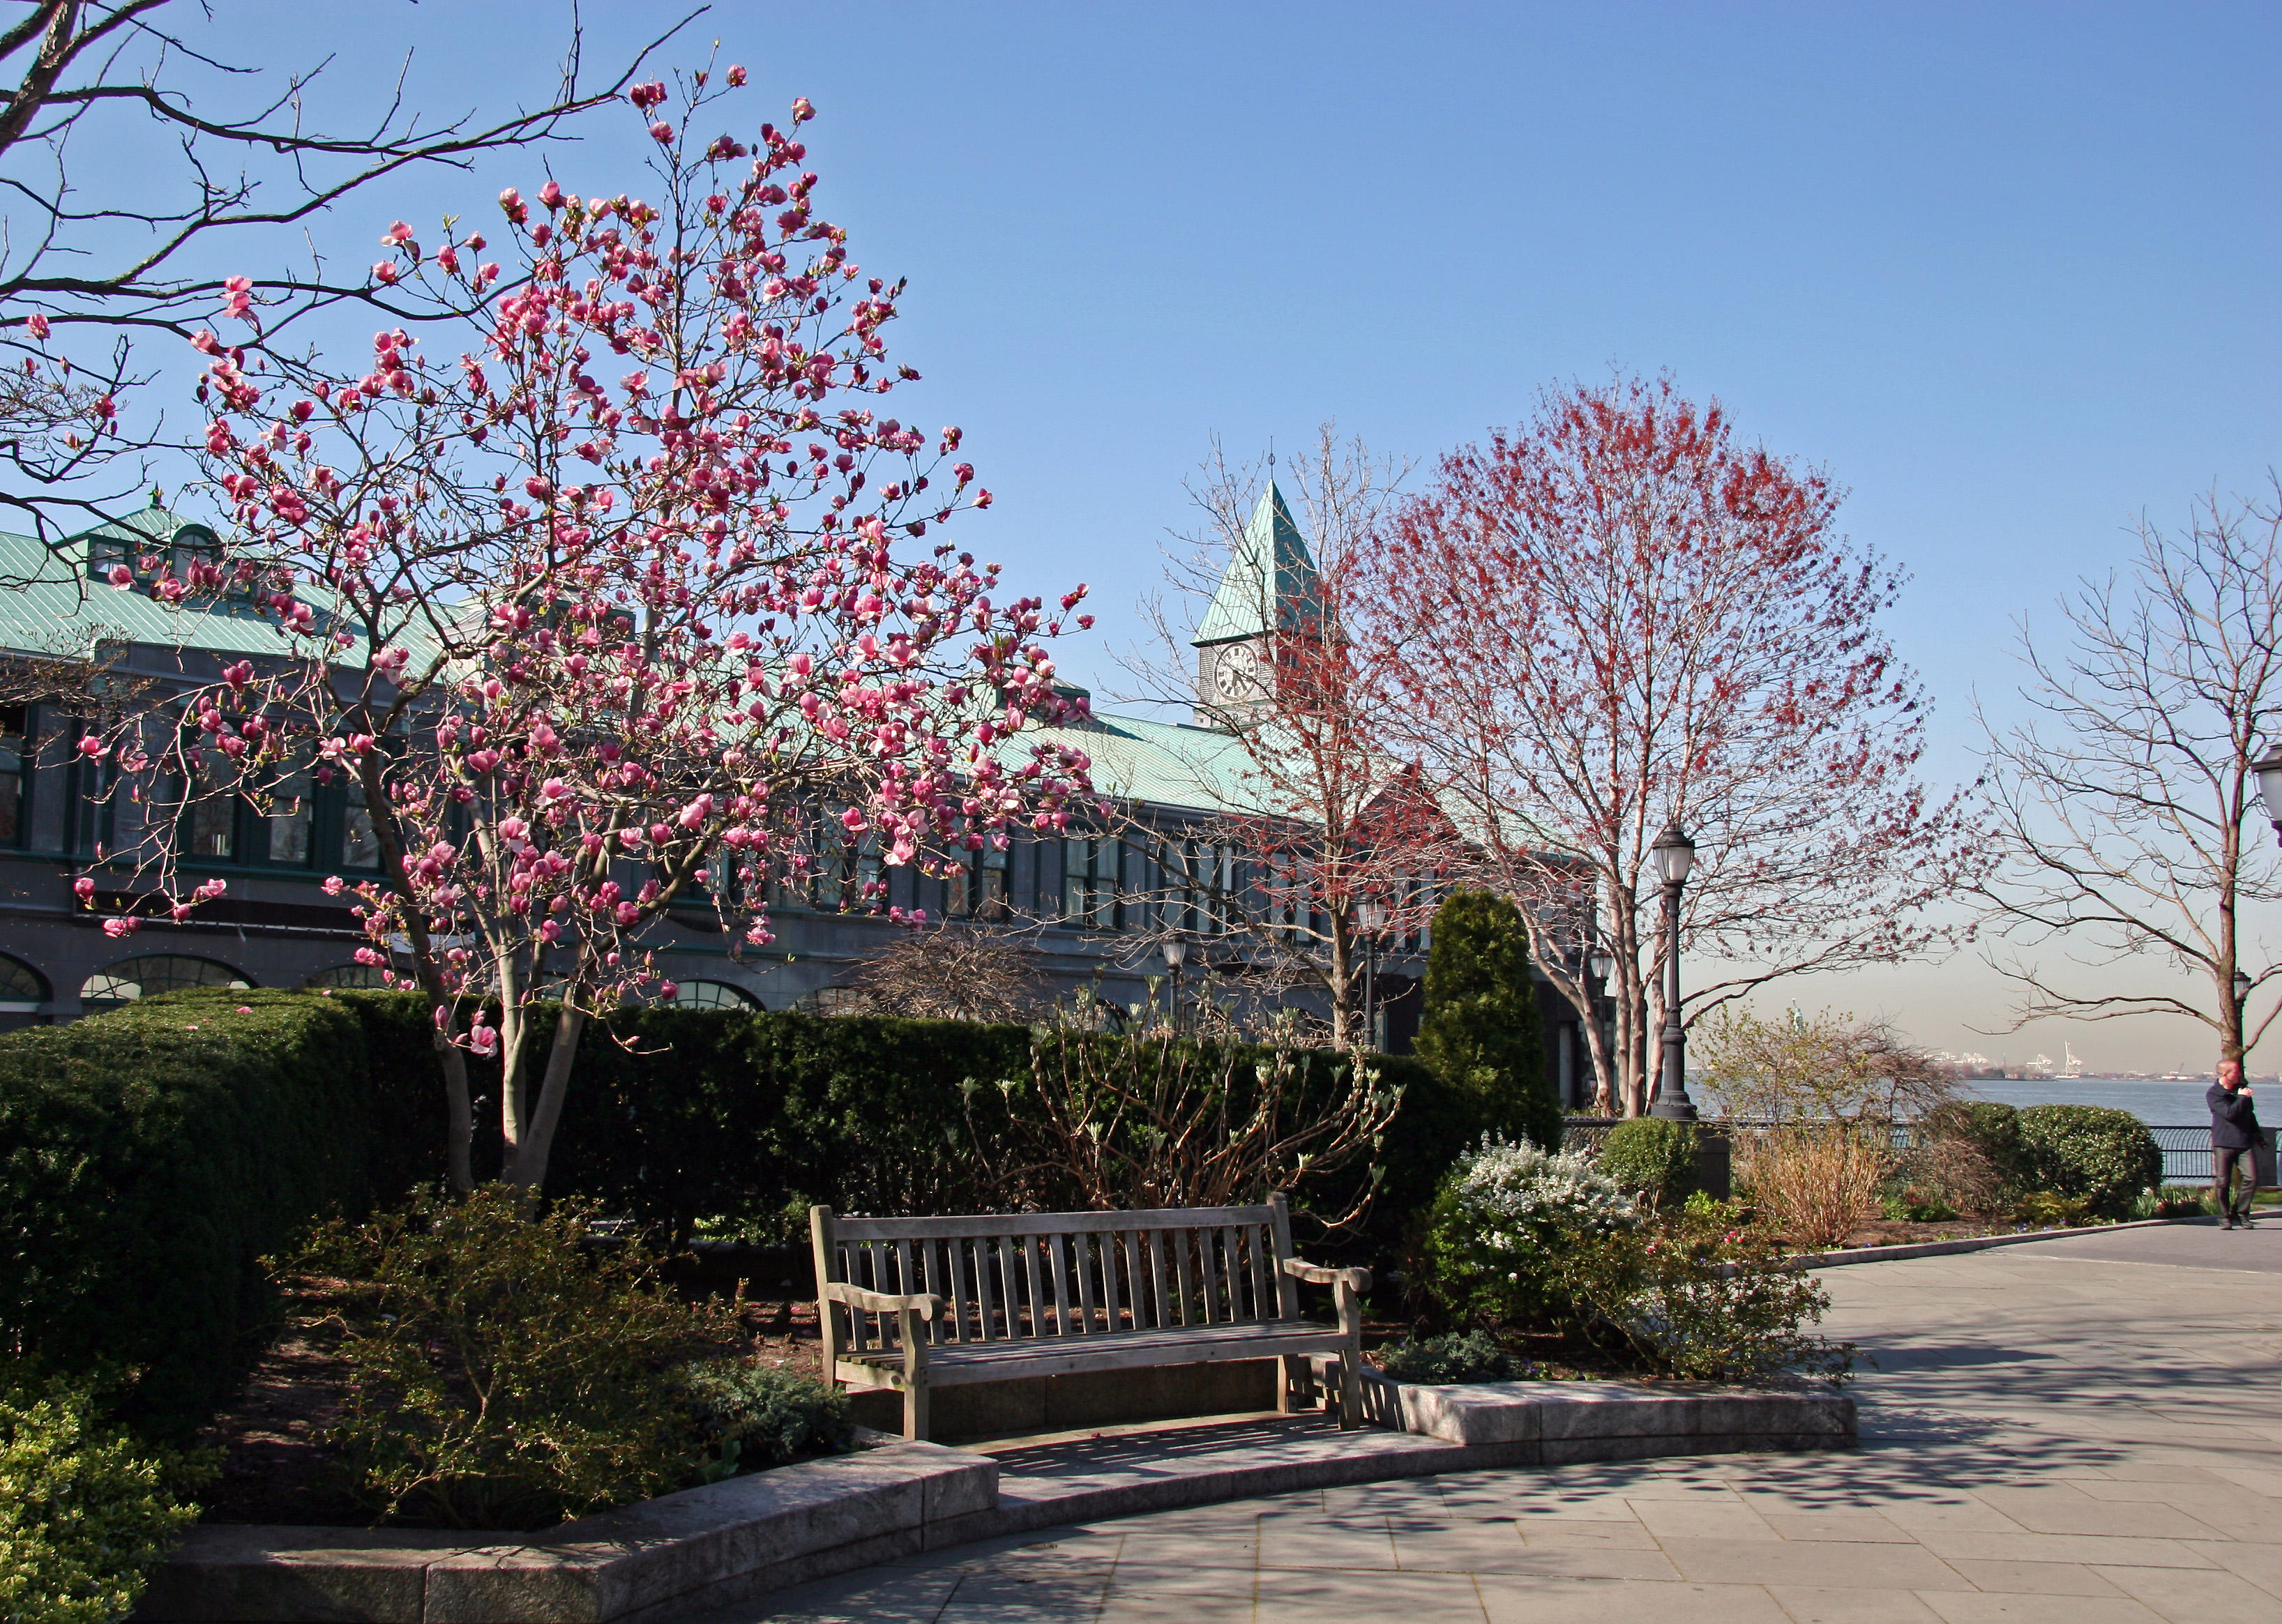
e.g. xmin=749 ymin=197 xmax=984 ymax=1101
xmin=1192 ymin=480 xmax=1323 ymax=647
xmin=0 ymin=510 xmax=371 ymax=667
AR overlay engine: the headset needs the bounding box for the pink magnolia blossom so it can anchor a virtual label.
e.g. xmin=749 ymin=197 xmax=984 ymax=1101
xmin=164 ymin=76 xmax=1093 ymax=1193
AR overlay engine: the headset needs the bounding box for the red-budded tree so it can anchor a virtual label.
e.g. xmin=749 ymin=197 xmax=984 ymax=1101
xmin=84 ymin=70 xmax=1091 ymax=1192
xmin=1355 ymin=376 xmax=1982 ymax=1115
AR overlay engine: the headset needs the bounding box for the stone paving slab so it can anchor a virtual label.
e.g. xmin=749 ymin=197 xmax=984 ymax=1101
xmin=690 ymin=1225 xmax=2280 ymax=1623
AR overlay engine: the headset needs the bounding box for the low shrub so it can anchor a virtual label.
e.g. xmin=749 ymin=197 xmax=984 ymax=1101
xmin=1420 ymin=1137 xmax=1634 ymax=1328
xmin=2133 ymin=1185 xmax=2210 ymax=1220
xmin=2017 ymin=1190 xmax=2095 ymax=1228
xmin=1375 ymin=1330 xmax=1529 ymax=1385
xmin=0 ymin=1369 xmax=207 ymax=1624
xmin=2015 ymin=1106 xmax=2163 ymax=1220
xmin=1596 ymin=1119 xmax=1700 ymax=1208
xmin=1880 ymin=1188 xmax=1959 ymax=1223
xmin=294 ymin=1187 xmax=742 ymax=1530
xmin=1555 ymin=1211 xmax=1856 ymax=1383
xmin=1737 ymin=1124 xmax=1889 ymax=1249
xmin=677 ymin=1363 xmax=849 ymax=1480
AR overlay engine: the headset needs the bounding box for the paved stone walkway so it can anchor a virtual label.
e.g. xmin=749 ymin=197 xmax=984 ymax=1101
xmin=716 ymin=1224 xmax=2281 ymax=1623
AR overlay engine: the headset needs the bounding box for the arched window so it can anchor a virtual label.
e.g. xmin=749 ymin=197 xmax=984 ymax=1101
xmin=0 ymin=954 xmax=48 ymax=1011
xmin=668 ymin=979 xmax=757 ymax=1012
xmin=81 ymin=955 xmax=252 ymax=1009
xmin=302 ymin=964 xmax=392 ymax=990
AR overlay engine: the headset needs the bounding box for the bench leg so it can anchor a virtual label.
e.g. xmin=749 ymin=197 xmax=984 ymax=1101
xmin=898 ymin=1303 xmax=930 ymax=1441
xmin=1278 ymin=1354 xmax=1308 ymax=1413
xmin=1336 ymin=1348 xmax=1362 ymax=1429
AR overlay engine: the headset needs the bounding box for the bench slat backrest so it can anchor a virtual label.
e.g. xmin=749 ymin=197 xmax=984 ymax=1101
xmin=811 ymin=1199 xmax=1303 ymax=1353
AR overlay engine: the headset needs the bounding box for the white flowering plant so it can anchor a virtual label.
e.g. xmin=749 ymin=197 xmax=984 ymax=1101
xmin=1421 ymin=1135 xmax=1636 ymax=1328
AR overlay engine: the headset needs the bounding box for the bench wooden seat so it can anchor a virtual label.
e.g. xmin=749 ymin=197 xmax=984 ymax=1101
xmin=809 ymin=1195 xmax=1369 ymax=1441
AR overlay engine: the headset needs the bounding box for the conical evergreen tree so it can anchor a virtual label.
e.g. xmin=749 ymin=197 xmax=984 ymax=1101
xmin=1414 ymin=889 xmax=1559 ymax=1150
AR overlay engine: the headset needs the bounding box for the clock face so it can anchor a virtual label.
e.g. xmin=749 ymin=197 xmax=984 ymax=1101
xmin=1214 ymin=642 xmax=1268 ymax=703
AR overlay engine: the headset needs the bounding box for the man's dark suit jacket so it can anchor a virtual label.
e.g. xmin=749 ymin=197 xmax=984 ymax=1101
xmin=2209 ymin=1082 xmax=2264 ymax=1149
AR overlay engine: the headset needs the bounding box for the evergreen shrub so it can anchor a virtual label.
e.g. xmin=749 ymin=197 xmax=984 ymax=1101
xmin=677 ymin=1363 xmax=850 ymax=1478
xmin=1414 ymin=890 xmax=1558 ymax=1151
xmin=294 ymin=1187 xmax=740 ymax=1530
xmin=2015 ymin=1105 xmax=2163 ymax=1219
xmin=0 ymin=990 xmax=433 ymax=1440
xmin=1596 ymin=1118 xmax=1700 ymax=1207
xmin=0 ymin=1369 xmax=205 ymax=1624
xmin=1375 ymin=1329 xmax=1528 ymax=1384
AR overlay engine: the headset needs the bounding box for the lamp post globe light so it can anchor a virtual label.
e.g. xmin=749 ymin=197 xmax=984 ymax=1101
xmin=2255 ymin=748 xmax=2282 ymax=847
xmin=1648 ymin=824 xmax=1699 ymax=1121
xmin=1355 ymin=900 xmax=1389 ymax=1052
xmin=1163 ymin=938 xmax=1188 ymax=1032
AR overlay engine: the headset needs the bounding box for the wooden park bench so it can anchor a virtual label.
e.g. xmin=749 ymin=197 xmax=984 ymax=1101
xmin=809 ymin=1194 xmax=1370 ymax=1441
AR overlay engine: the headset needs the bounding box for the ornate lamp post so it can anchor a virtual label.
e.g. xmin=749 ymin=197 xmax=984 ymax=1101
xmin=1354 ymin=900 xmax=1388 ymax=1052
xmin=2253 ymin=748 xmax=2282 ymax=847
xmin=1163 ymin=937 xmax=1188 ymax=1033
xmin=1648 ymin=824 xmax=1700 ymax=1121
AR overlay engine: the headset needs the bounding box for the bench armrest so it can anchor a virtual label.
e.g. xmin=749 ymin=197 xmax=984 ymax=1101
xmin=822 ymin=1281 xmax=943 ymax=1319
xmin=1282 ymin=1257 xmax=1371 ymax=1291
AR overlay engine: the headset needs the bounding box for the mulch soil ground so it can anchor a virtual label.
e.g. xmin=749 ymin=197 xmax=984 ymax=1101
xmin=195 ymin=1293 xmax=822 ymax=1526
xmin=194 ymin=1213 xmax=2140 ymax=1525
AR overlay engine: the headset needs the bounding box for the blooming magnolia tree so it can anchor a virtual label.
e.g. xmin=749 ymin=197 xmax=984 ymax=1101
xmin=86 ymin=70 xmax=1092 ymax=1192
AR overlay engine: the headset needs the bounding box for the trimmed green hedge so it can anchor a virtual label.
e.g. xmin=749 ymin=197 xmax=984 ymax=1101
xmin=2015 ymin=1104 xmax=2163 ymax=1219
xmin=1 ymin=990 xmax=1469 ymax=1441
xmin=0 ymin=991 xmax=437 ymax=1441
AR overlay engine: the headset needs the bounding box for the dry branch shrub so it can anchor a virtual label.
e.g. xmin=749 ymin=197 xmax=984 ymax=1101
xmin=1739 ymin=1125 xmax=1889 ymax=1249
xmin=845 ymin=926 xmax=1043 ymax=1024
xmin=997 ymin=1035 xmax=1403 ymax=1227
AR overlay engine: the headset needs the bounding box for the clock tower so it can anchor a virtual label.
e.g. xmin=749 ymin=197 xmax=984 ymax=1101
xmin=1193 ymin=480 xmax=1324 ymax=728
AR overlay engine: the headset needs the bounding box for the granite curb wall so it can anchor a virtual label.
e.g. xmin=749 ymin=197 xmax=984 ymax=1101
xmin=139 ymin=1381 xmax=1855 ymax=1623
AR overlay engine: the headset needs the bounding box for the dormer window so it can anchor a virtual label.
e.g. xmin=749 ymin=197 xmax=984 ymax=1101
xmin=84 ymin=519 xmax=230 ymax=595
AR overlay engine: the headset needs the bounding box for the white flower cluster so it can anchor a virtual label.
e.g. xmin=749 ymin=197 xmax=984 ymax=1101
xmin=1451 ymin=1136 xmax=1635 ymax=1242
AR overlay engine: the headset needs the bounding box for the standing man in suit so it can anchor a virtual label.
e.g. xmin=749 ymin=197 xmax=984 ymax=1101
xmin=2208 ymin=1060 xmax=2264 ymax=1229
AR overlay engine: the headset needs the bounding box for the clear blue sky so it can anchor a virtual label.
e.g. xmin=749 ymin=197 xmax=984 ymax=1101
xmin=181 ymin=2 xmax=2282 ymax=1069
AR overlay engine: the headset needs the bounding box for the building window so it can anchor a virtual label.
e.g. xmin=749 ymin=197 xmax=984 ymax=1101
xmin=951 ymin=842 xmax=1009 ymax=920
xmin=66 ymin=720 xmax=112 ymax=856
xmin=262 ymin=752 xmax=315 ymax=866
xmin=0 ymin=705 xmax=28 ymax=848
xmin=339 ymin=766 xmax=379 ymax=869
xmin=1061 ymin=835 xmax=1124 ymax=929
xmin=670 ymin=979 xmax=757 ymax=1011
xmin=303 ymin=964 xmax=391 ymax=989
xmin=81 ymin=955 xmax=252 ymax=1008
xmin=0 ymin=954 xmax=48 ymax=1011
xmin=186 ymin=752 xmax=239 ymax=859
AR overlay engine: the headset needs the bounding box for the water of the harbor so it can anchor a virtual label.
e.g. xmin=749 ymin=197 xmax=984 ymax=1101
xmin=1959 ymin=1077 xmax=2219 ymax=1125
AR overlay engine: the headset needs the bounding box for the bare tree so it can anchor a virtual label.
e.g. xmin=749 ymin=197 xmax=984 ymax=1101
xmin=1979 ymin=483 xmax=2282 ymax=1068
xmin=0 ymin=0 xmax=688 ymax=560
xmin=1110 ymin=427 xmax=1456 ymax=1045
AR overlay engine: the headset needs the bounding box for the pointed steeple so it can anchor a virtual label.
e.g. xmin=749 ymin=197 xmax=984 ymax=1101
xmin=1193 ymin=480 xmax=1323 ymax=647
